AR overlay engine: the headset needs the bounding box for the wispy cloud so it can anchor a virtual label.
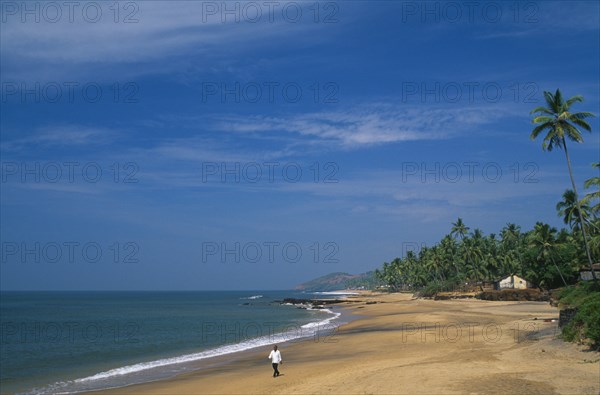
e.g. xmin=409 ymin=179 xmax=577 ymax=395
xmin=0 ymin=1 xmax=337 ymax=82
xmin=214 ymin=104 xmax=509 ymax=147
xmin=474 ymin=1 xmax=599 ymax=40
xmin=1 ymin=124 xmax=117 ymax=151
xmin=273 ymin=167 xmax=566 ymax=224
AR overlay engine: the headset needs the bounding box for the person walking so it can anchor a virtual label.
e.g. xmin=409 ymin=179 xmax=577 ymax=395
xmin=268 ymin=345 xmax=282 ymax=377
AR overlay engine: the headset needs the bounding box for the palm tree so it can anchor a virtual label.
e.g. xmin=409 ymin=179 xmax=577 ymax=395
xmin=471 ymin=228 xmax=484 ymax=241
xmin=499 ymin=253 xmax=520 ymax=277
xmin=462 ymin=238 xmax=484 ymax=291
xmin=451 ymin=218 xmax=470 ymax=241
xmin=501 ymin=223 xmax=525 ymax=276
xmin=583 ymin=162 xmax=600 ymax=215
xmin=589 ymin=218 xmax=600 ymax=259
xmin=440 ymin=235 xmax=460 ymax=278
xmin=556 ymin=189 xmax=592 ymax=230
xmin=501 ymin=223 xmax=521 ymax=251
xmin=528 ymin=222 xmax=568 ymax=287
xmin=422 ymin=246 xmax=446 ymax=282
xmin=530 ymin=89 xmax=597 ymax=280
xmin=376 ymin=259 xmax=403 ymax=291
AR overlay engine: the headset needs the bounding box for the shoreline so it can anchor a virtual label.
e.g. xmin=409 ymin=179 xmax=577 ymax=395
xmin=7 ymin=292 xmax=354 ymax=395
xmin=81 ymin=296 xmax=363 ymax=395
xmin=82 ymin=301 xmax=357 ymax=395
xmin=89 ymin=291 xmax=599 ymax=395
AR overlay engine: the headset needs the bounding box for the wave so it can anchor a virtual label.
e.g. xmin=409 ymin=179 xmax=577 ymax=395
xmin=23 ymin=307 xmax=341 ymax=395
xmin=240 ymin=294 xmax=263 ymax=300
xmin=311 ymin=291 xmax=360 ymax=295
xmin=301 ymin=308 xmax=341 ymax=329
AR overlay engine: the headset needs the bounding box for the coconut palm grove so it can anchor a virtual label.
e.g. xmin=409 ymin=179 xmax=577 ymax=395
xmin=375 ymin=89 xmax=600 ymax=348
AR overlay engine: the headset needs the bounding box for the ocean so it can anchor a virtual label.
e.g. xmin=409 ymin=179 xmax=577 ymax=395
xmin=0 ymin=291 xmax=349 ymax=394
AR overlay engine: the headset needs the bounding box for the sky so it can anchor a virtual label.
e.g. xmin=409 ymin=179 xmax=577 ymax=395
xmin=1 ymin=0 xmax=599 ymax=290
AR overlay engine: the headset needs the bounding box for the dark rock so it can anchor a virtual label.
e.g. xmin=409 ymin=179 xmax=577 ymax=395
xmin=277 ymin=298 xmax=347 ymax=306
xmin=476 ymin=289 xmax=550 ymax=302
xmin=559 ymin=308 xmax=578 ymax=328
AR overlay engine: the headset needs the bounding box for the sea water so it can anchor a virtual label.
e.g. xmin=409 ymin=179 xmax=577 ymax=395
xmin=0 ymin=291 xmax=346 ymax=394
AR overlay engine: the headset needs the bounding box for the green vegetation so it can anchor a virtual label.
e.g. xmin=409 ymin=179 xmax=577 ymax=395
xmin=557 ymin=282 xmax=600 ymax=349
xmin=295 ymin=271 xmax=380 ymax=292
xmin=344 ymin=271 xmax=381 ymax=289
xmin=374 ymin=219 xmax=596 ymax=292
xmin=375 ymin=89 xmax=599 ymax=347
xmin=530 ymin=89 xmax=597 ymax=278
xmin=418 ymin=278 xmax=462 ymax=298
xmin=557 ymin=281 xmax=600 ymax=306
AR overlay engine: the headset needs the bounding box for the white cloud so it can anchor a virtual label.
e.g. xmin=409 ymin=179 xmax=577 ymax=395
xmin=0 ymin=124 xmax=117 ymax=151
xmin=0 ymin=1 xmax=335 ymax=81
xmin=215 ymin=104 xmax=508 ymax=147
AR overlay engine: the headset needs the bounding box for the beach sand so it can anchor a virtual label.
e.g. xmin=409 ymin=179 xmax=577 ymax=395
xmin=93 ymin=293 xmax=600 ymax=395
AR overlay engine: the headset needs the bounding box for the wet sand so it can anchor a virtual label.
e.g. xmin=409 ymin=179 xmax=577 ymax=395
xmin=93 ymin=293 xmax=600 ymax=395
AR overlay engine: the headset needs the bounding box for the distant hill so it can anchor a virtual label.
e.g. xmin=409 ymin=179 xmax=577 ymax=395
xmin=294 ymin=271 xmax=379 ymax=291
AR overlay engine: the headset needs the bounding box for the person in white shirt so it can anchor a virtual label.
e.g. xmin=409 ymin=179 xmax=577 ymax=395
xmin=268 ymin=345 xmax=282 ymax=377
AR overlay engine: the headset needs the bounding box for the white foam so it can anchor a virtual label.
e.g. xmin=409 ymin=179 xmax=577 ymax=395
xmin=301 ymin=308 xmax=340 ymax=329
xmin=28 ymin=308 xmax=341 ymax=394
xmin=311 ymin=291 xmax=359 ymax=295
xmin=240 ymin=295 xmax=263 ymax=300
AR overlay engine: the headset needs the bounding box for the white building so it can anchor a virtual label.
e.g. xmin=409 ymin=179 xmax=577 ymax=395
xmin=579 ymin=264 xmax=600 ymax=281
xmin=495 ymin=275 xmax=532 ymax=290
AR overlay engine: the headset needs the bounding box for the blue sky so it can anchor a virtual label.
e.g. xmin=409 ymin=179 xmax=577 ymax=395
xmin=1 ymin=1 xmax=599 ymax=290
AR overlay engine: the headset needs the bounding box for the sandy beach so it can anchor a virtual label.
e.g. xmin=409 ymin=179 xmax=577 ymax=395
xmin=94 ymin=293 xmax=600 ymax=395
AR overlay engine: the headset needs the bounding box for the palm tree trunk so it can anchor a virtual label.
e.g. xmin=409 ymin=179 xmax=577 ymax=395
xmin=550 ymin=255 xmax=568 ymax=287
xmin=563 ymin=140 xmax=597 ymax=280
xmin=467 ymin=254 xmax=484 ymax=292
xmin=476 ymin=260 xmax=484 ymax=292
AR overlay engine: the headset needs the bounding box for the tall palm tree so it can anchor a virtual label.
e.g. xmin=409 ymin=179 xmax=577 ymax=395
xmin=501 ymin=223 xmax=525 ymax=276
xmin=530 ymin=89 xmax=597 ymax=280
xmin=471 ymin=228 xmax=484 ymax=241
xmin=529 ymin=222 xmax=568 ymax=287
xmin=440 ymin=235 xmax=460 ymax=278
xmin=422 ymin=246 xmax=446 ymax=282
xmin=451 ymin=218 xmax=470 ymax=241
xmin=501 ymin=223 xmax=521 ymax=251
xmin=462 ymin=238 xmax=484 ymax=291
xmin=556 ymin=189 xmax=592 ymax=230
xmin=499 ymin=253 xmax=520 ymax=277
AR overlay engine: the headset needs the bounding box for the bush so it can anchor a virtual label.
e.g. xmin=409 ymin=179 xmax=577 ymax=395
xmin=557 ymin=281 xmax=600 ymax=306
xmin=418 ymin=278 xmax=462 ymax=298
xmin=558 ymin=282 xmax=600 ymax=349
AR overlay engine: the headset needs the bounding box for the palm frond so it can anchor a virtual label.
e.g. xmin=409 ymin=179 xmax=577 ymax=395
xmin=529 ymin=106 xmax=554 ymax=116
xmin=565 ymin=95 xmax=584 ymax=108
xmin=530 ymin=122 xmax=552 ymax=140
xmin=569 ymin=119 xmax=591 ymax=134
xmin=570 ymin=111 xmax=596 ymax=120
xmin=554 ymin=89 xmax=564 ymax=109
xmin=532 ymin=116 xmax=554 ymax=124
xmin=543 ymin=133 xmax=561 ymax=151
xmin=544 ymin=91 xmax=556 ymax=110
xmin=554 ymin=122 xmax=565 ymax=138
xmin=584 ymin=177 xmax=600 ymax=189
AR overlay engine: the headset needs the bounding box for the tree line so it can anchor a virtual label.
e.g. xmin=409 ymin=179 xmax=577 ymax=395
xmin=376 ymin=89 xmax=599 ymax=293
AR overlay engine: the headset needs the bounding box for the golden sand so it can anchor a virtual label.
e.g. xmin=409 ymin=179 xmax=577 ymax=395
xmin=93 ymin=293 xmax=599 ymax=395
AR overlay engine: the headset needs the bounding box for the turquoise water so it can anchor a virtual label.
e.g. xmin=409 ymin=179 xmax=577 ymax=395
xmin=0 ymin=291 xmax=343 ymax=394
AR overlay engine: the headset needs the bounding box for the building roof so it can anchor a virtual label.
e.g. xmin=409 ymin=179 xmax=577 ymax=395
xmin=579 ymin=263 xmax=600 ymax=271
xmin=494 ymin=274 xmax=530 ymax=283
